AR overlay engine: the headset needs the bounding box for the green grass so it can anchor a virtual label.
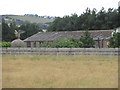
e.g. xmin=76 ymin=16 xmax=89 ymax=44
xmin=2 ymin=55 xmax=118 ymax=88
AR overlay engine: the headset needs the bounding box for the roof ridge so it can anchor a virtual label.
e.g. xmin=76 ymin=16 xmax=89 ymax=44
xmin=58 ymin=29 xmax=113 ymax=32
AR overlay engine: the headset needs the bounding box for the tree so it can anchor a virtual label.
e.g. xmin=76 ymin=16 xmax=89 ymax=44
xmin=80 ymin=31 xmax=95 ymax=48
xmin=19 ymin=23 xmax=41 ymax=39
xmin=108 ymin=32 xmax=120 ymax=48
xmin=2 ymin=22 xmax=15 ymax=41
xmin=2 ymin=21 xmax=41 ymax=41
xmin=118 ymin=6 xmax=120 ymax=26
xmin=48 ymin=7 xmax=119 ymax=31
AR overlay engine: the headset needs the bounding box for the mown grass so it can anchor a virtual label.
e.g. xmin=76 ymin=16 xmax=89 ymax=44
xmin=2 ymin=55 xmax=118 ymax=88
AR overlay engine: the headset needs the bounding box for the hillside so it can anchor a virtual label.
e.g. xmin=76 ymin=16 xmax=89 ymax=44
xmin=2 ymin=15 xmax=55 ymax=30
xmin=3 ymin=15 xmax=55 ymax=24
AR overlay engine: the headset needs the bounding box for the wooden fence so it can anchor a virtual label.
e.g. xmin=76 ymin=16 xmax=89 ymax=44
xmin=1 ymin=48 xmax=120 ymax=55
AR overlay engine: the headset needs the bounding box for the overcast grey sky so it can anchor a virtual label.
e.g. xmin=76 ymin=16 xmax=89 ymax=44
xmin=0 ymin=0 xmax=119 ymax=17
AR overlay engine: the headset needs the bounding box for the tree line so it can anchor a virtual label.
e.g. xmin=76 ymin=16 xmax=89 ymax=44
xmin=48 ymin=7 xmax=120 ymax=31
xmin=2 ymin=22 xmax=41 ymax=42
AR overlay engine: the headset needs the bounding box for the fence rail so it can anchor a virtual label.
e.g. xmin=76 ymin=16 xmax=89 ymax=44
xmin=1 ymin=48 xmax=120 ymax=55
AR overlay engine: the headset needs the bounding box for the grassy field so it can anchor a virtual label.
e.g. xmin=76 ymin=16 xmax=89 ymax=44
xmin=7 ymin=15 xmax=54 ymax=24
xmin=2 ymin=55 xmax=118 ymax=88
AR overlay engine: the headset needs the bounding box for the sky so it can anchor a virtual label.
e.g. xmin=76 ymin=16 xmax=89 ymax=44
xmin=0 ymin=0 xmax=120 ymax=17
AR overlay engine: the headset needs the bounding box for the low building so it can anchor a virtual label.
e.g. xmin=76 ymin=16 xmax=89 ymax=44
xmin=11 ymin=39 xmax=26 ymax=47
xmin=24 ymin=30 xmax=114 ymax=48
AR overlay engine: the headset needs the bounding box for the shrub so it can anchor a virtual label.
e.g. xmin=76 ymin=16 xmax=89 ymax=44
xmin=80 ymin=31 xmax=95 ymax=48
xmin=0 ymin=42 xmax=11 ymax=47
xmin=108 ymin=32 xmax=120 ymax=48
xmin=38 ymin=31 xmax=95 ymax=48
xmin=51 ymin=38 xmax=83 ymax=48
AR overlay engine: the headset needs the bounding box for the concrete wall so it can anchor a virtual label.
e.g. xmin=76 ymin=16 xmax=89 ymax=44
xmin=1 ymin=48 xmax=120 ymax=55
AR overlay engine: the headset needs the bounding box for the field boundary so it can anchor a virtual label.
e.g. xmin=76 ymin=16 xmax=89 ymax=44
xmin=1 ymin=48 xmax=120 ymax=55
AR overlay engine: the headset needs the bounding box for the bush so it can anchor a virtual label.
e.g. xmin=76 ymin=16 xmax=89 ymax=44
xmin=38 ymin=38 xmax=83 ymax=48
xmin=0 ymin=42 xmax=11 ymax=47
xmin=51 ymin=38 xmax=83 ymax=48
xmin=108 ymin=32 xmax=120 ymax=48
xmin=38 ymin=31 xmax=95 ymax=48
xmin=80 ymin=31 xmax=95 ymax=48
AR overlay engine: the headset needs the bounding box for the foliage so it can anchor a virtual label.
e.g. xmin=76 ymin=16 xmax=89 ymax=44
xmin=108 ymin=32 xmax=120 ymax=48
xmin=38 ymin=38 xmax=83 ymax=48
xmin=0 ymin=42 xmax=11 ymax=47
xmin=2 ymin=22 xmax=16 ymax=41
xmin=39 ymin=42 xmax=53 ymax=48
xmin=19 ymin=23 xmax=41 ymax=39
xmin=51 ymin=38 xmax=83 ymax=48
xmin=118 ymin=6 xmax=120 ymax=26
xmin=80 ymin=31 xmax=95 ymax=48
xmin=39 ymin=31 xmax=94 ymax=48
xmin=48 ymin=7 xmax=119 ymax=31
xmin=2 ymin=22 xmax=41 ymax=41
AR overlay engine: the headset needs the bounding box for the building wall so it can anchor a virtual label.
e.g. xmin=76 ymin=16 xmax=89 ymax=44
xmin=94 ymin=39 xmax=108 ymax=48
xmin=26 ymin=41 xmax=31 ymax=47
xmin=103 ymin=40 xmax=109 ymax=48
xmin=25 ymin=39 xmax=109 ymax=48
xmin=25 ymin=41 xmax=47 ymax=47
